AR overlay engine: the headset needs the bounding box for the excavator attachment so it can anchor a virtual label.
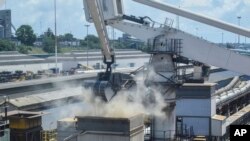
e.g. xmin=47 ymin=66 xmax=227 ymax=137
xmin=83 ymin=72 xmax=135 ymax=102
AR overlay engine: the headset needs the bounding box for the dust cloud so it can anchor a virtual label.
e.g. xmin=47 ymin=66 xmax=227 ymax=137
xmin=49 ymin=68 xmax=169 ymax=120
xmin=78 ymin=80 xmax=166 ymax=118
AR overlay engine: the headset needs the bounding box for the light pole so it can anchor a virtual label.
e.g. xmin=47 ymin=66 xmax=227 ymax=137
xmin=54 ymin=0 xmax=58 ymax=75
xmin=237 ymin=16 xmax=241 ymax=45
xmin=85 ymin=24 xmax=90 ymax=67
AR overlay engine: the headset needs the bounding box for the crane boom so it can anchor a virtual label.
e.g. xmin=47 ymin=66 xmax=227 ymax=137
xmin=82 ymin=0 xmax=250 ymax=102
xmin=83 ymin=0 xmax=113 ymax=61
xmin=133 ymin=0 xmax=250 ymax=37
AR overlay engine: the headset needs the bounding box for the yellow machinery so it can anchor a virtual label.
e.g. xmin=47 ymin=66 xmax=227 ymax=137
xmin=7 ymin=111 xmax=46 ymax=141
xmin=41 ymin=130 xmax=57 ymax=141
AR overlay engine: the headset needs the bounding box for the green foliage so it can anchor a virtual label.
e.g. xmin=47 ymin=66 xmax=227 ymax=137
xmin=0 ymin=39 xmax=16 ymax=51
xmin=80 ymin=35 xmax=101 ymax=49
xmin=44 ymin=28 xmax=55 ymax=38
xmin=42 ymin=37 xmax=56 ymax=53
xmin=112 ymin=40 xmax=126 ymax=49
xmin=41 ymin=28 xmax=61 ymax=53
xmin=58 ymin=33 xmax=75 ymax=43
xmin=42 ymin=38 xmax=61 ymax=54
xmin=17 ymin=45 xmax=32 ymax=54
xmin=85 ymin=35 xmax=100 ymax=44
xmin=64 ymin=33 xmax=74 ymax=41
xmin=79 ymin=35 xmax=145 ymax=50
xmin=16 ymin=25 xmax=36 ymax=46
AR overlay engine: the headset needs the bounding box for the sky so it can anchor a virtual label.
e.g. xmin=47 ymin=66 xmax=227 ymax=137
xmin=0 ymin=0 xmax=250 ymax=43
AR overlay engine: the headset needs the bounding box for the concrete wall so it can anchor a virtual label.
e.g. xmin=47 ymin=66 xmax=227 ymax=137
xmin=131 ymin=131 xmax=144 ymax=141
xmin=211 ymin=118 xmax=226 ymax=136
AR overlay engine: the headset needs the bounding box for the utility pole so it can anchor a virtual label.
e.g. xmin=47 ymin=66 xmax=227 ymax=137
xmin=237 ymin=16 xmax=241 ymax=46
xmin=85 ymin=24 xmax=90 ymax=67
xmin=54 ymin=0 xmax=58 ymax=75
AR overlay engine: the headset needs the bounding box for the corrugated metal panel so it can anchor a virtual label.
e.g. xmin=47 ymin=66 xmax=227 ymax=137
xmin=76 ymin=116 xmax=130 ymax=133
xmin=176 ymin=99 xmax=212 ymax=117
xmin=177 ymin=83 xmax=216 ymax=99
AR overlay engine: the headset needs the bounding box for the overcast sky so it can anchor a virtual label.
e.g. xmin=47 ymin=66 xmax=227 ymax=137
xmin=1 ymin=0 xmax=250 ymax=43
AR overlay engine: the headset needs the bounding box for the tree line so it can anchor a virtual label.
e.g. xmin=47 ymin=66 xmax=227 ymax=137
xmin=0 ymin=24 xmax=145 ymax=54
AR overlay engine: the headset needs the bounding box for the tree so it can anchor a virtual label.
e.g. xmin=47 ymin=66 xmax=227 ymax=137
xmin=16 ymin=25 xmax=36 ymax=46
xmin=80 ymin=35 xmax=101 ymax=49
xmin=44 ymin=28 xmax=54 ymax=38
xmin=42 ymin=37 xmax=61 ymax=54
xmin=85 ymin=35 xmax=100 ymax=44
xmin=41 ymin=28 xmax=61 ymax=53
xmin=42 ymin=37 xmax=56 ymax=53
xmin=0 ymin=39 xmax=16 ymax=51
xmin=64 ymin=33 xmax=74 ymax=41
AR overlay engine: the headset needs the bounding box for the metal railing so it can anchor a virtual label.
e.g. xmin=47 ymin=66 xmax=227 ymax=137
xmin=144 ymin=128 xmax=176 ymax=141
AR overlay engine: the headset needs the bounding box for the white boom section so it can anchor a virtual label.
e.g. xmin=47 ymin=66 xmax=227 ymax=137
xmin=109 ymin=21 xmax=250 ymax=76
xmin=134 ymin=0 xmax=250 ymax=37
xmin=170 ymin=30 xmax=250 ymax=75
xmin=108 ymin=20 xmax=164 ymax=42
xmin=83 ymin=0 xmax=112 ymax=61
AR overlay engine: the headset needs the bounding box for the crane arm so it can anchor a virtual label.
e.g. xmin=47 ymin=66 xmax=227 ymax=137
xmin=83 ymin=0 xmax=113 ymax=62
xmin=133 ymin=0 xmax=250 ymax=37
xmin=170 ymin=30 xmax=250 ymax=75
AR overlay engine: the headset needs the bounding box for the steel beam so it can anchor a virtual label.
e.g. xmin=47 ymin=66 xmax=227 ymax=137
xmin=133 ymin=0 xmax=250 ymax=37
